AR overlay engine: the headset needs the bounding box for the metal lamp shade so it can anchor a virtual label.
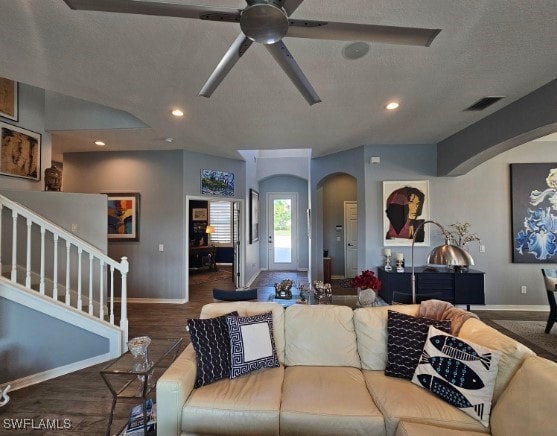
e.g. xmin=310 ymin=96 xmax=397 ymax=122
xmin=427 ymin=243 xmax=475 ymax=267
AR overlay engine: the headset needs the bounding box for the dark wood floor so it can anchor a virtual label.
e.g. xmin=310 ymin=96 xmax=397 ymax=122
xmin=1 ymin=267 xmax=554 ymax=435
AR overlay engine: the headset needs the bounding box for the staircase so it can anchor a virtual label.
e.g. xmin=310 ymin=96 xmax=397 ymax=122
xmin=0 ymin=194 xmax=129 ymax=388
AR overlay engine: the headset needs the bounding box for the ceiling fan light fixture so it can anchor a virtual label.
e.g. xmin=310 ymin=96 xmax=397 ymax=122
xmin=385 ymin=102 xmax=400 ymax=110
xmin=240 ymin=2 xmax=288 ymax=44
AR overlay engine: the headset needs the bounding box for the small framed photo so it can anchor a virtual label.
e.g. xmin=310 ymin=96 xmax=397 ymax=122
xmin=192 ymin=208 xmax=208 ymax=221
xmin=0 ymin=77 xmax=18 ymax=121
xmin=1 ymin=121 xmax=41 ymax=181
xmin=106 ymin=193 xmax=140 ymax=241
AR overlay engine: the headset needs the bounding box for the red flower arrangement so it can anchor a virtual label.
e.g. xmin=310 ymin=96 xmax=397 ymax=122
xmin=350 ymin=270 xmax=381 ymax=291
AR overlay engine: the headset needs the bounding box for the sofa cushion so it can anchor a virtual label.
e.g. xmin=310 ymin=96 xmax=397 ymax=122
xmin=395 ymin=421 xmax=487 ymax=436
xmin=386 ymin=310 xmax=452 ymax=380
xmin=200 ymin=302 xmax=286 ymax=364
xmin=412 ymin=326 xmax=501 ymax=427
xmin=226 ymin=311 xmax=280 ymax=379
xmin=354 ymin=305 xmax=420 ymax=370
xmin=182 ymin=365 xmax=284 ymax=435
xmin=457 ymin=317 xmax=535 ymax=403
xmin=281 ymin=366 xmax=386 ymax=436
xmin=490 ymin=355 xmax=557 ymax=436
xmin=284 ymin=305 xmax=361 ymax=367
xmin=187 ymin=311 xmax=238 ymax=387
xmin=363 ymin=370 xmax=488 ymax=436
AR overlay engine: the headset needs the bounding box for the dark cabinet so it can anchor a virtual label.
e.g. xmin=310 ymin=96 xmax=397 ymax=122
xmin=377 ymin=267 xmax=485 ymax=309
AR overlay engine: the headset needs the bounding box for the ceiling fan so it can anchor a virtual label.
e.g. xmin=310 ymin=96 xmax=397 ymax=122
xmin=63 ymin=0 xmax=441 ymax=105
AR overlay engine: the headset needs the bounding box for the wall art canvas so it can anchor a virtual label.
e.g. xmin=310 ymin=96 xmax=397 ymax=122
xmin=106 ymin=193 xmax=140 ymax=241
xmin=0 ymin=122 xmax=40 ymax=180
xmin=201 ymin=169 xmax=234 ymax=197
xmin=383 ymin=180 xmax=430 ymax=246
xmin=511 ymin=163 xmax=557 ymax=263
xmin=0 ymin=77 xmax=18 ymax=121
xmin=249 ymin=189 xmax=259 ymax=244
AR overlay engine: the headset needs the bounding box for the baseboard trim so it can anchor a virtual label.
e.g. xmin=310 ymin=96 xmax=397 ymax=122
xmin=463 ymin=304 xmax=548 ymax=311
xmin=115 ymin=297 xmax=187 ymax=304
xmin=7 ymin=352 xmax=113 ymax=391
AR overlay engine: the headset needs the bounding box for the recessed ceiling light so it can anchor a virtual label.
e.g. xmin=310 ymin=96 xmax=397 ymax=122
xmin=171 ymin=109 xmax=184 ymax=117
xmin=164 ymin=137 xmax=174 ymax=143
xmin=385 ymin=102 xmax=400 ymax=110
xmin=95 ymin=141 xmax=106 ymax=146
xmin=342 ymin=42 xmax=370 ymax=60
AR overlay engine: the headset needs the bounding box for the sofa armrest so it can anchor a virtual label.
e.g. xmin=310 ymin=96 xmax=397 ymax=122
xmin=156 ymin=344 xmax=197 ymax=435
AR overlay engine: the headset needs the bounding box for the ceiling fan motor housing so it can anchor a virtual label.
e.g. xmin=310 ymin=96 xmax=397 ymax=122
xmin=240 ymin=0 xmax=288 ymax=44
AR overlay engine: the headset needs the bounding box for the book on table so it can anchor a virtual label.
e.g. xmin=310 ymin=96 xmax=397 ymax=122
xmin=125 ymin=399 xmax=156 ymax=435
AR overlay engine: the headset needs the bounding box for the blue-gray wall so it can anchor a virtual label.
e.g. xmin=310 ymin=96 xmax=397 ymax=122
xmin=0 ymin=296 xmax=108 ymax=383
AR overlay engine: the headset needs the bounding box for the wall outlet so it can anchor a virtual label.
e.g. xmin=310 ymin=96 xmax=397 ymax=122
xmin=158 ymin=244 xmax=164 ymax=252
xmin=521 ymin=285 xmax=527 ymax=294
xmin=479 ymin=244 xmax=486 ymax=253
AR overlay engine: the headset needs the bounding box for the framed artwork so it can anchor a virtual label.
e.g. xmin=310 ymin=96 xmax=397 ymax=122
xmin=0 ymin=77 xmax=18 ymax=121
xmin=201 ymin=169 xmax=234 ymax=196
xmin=511 ymin=163 xmax=557 ymax=263
xmin=192 ymin=208 xmax=208 ymax=221
xmin=249 ymin=189 xmax=259 ymax=244
xmin=382 ymin=180 xmax=430 ymax=246
xmin=0 ymin=122 xmax=40 ymax=181
xmin=106 ymin=193 xmax=140 ymax=241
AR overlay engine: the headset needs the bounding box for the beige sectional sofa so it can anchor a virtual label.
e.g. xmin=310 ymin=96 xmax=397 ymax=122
xmin=157 ymin=302 xmax=557 ymax=435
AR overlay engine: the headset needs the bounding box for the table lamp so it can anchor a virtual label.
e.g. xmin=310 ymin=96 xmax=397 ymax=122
xmin=411 ymin=220 xmax=474 ymax=304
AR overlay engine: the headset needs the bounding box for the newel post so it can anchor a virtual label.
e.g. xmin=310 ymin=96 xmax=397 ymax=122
xmin=120 ymin=256 xmax=129 ymax=351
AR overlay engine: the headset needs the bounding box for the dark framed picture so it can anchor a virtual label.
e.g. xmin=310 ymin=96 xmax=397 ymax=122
xmin=192 ymin=208 xmax=207 ymax=221
xmin=1 ymin=122 xmax=40 ymax=181
xmin=0 ymin=77 xmax=18 ymax=121
xmin=201 ymin=169 xmax=234 ymax=196
xmin=511 ymin=163 xmax=557 ymax=263
xmin=250 ymin=189 xmax=259 ymax=244
xmin=382 ymin=180 xmax=430 ymax=246
xmin=106 ymin=193 xmax=140 ymax=241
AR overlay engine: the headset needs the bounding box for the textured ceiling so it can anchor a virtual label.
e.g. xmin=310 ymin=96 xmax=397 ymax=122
xmin=0 ymin=1 xmax=556 ymax=160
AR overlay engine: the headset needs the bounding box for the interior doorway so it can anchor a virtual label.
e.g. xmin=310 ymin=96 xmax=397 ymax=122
xmin=344 ymin=201 xmax=358 ymax=278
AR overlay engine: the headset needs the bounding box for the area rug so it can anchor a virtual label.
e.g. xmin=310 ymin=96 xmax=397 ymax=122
xmin=189 ymin=269 xmax=232 ymax=285
xmin=331 ymin=278 xmax=353 ymax=288
xmin=493 ymin=320 xmax=557 ymax=356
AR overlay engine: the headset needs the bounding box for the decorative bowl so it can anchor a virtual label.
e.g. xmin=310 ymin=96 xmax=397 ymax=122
xmin=127 ymin=336 xmax=151 ymax=358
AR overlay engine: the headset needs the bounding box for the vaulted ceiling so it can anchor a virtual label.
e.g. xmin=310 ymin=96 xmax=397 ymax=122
xmin=1 ymin=1 xmax=556 ymax=167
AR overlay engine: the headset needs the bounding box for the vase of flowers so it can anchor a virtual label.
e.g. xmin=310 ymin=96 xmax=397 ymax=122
xmin=313 ymin=280 xmax=332 ymax=304
xmin=350 ymin=270 xmax=381 ymax=306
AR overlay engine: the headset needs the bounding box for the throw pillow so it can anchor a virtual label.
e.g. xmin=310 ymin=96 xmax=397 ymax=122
xmin=186 ymin=311 xmax=238 ymax=388
xmin=386 ymin=310 xmax=452 ymax=380
xmin=226 ymin=311 xmax=280 ymax=379
xmin=412 ymin=326 xmax=501 ymax=427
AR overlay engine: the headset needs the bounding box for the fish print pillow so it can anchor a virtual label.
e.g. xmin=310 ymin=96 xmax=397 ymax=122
xmin=412 ymin=326 xmax=501 ymax=427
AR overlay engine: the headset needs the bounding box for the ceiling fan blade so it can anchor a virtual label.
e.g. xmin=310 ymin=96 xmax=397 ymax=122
xmin=287 ymin=20 xmax=441 ymax=47
xmin=63 ymin=0 xmax=241 ymax=20
xmin=282 ymin=0 xmax=305 ymax=17
xmin=265 ymin=41 xmax=321 ymax=106
xmin=199 ymin=34 xmax=253 ymax=98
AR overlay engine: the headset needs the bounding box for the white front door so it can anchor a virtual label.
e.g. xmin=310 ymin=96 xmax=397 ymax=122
xmin=344 ymin=201 xmax=358 ymax=278
xmin=268 ymin=193 xmax=298 ymax=270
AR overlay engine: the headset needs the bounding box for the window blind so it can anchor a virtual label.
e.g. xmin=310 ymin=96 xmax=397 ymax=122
xmin=209 ymin=201 xmax=232 ymax=245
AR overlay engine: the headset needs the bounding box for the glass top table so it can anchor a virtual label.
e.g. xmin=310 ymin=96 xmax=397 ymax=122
xmin=267 ymin=292 xmax=384 ymax=309
xmin=101 ymin=337 xmax=183 ymax=436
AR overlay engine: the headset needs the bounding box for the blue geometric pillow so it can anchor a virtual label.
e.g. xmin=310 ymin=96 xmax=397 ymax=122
xmin=412 ymin=326 xmax=501 ymax=427
xmin=187 ymin=311 xmax=238 ymax=388
xmin=226 ymin=311 xmax=280 ymax=379
xmin=386 ymin=310 xmax=452 ymax=380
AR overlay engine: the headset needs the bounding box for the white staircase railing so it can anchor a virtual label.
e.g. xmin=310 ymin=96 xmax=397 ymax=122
xmin=0 ymin=194 xmax=129 ymax=348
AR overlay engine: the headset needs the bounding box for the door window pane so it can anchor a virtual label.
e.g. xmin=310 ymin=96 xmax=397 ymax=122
xmin=273 ymin=199 xmax=291 ymax=263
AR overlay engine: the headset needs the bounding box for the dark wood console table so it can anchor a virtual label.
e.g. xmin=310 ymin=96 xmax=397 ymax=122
xmin=189 ymin=246 xmax=218 ymax=271
xmin=377 ymin=266 xmax=485 ymax=310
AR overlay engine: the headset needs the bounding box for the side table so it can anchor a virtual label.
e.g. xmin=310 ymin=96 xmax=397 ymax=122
xmin=101 ymin=337 xmax=183 ymax=436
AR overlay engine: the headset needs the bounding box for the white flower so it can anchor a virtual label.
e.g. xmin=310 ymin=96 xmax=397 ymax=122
xmin=546 ymin=168 xmax=557 ymax=189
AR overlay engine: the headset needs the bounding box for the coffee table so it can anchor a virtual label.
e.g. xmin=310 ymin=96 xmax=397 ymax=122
xmin=266 ymin=292 xmax=383 ymax=309
xmin=101 ymin=337 xmax=183 ymax=436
